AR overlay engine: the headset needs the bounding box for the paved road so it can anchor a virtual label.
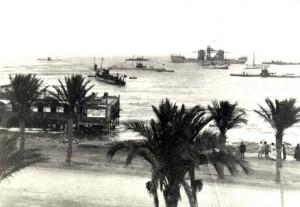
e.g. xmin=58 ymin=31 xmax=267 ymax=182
xmin=0 ymin=167 xmax=298 ymax=207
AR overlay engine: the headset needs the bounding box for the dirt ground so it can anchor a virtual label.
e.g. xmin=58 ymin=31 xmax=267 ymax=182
xmin=2 ymin=129 xmax=300 ymax=190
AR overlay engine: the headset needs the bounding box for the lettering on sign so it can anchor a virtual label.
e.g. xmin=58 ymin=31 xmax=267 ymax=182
xmin=87 ymin=108 xmax=105 ymax=118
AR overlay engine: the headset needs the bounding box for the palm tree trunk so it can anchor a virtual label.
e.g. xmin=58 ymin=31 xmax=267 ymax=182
xmin=275 ymin=133 xmax=283 ymax=183
xmin=65 ymin=117 xmax=73 ymax=165
xmin=218 ymin=164 xmax=225 ymax=179
xmin=163 ymin=183 xmax=180 ymax=207
xmin=153 ymin=190 xmax=159 ymax=207
xmin=189 ymin=169 xmax=198 ymax=207
xmin=19 ymin=118 xmax=25 ymax=150
xmin=276 ymin=132 xmax=285 ymax=207
xmin=217 ymin=134 xmax=226 ymax=179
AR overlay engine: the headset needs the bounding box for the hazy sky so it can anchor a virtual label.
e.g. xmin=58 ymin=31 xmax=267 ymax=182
xmin=0 ymin=0 xmax=300 ymax=62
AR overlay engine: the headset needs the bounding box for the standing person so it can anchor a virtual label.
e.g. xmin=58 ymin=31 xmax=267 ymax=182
xmin=294 ymin=144 xmax=300 ymax=161
xmin=269 ymin=143 xmax=276 ymax=161
xmin=239 ymin=142 xmax=246 ymax=158
xmin=264 ymin=141 xmax=270 ymax=159
xmin=282 ymin=144 xmax=286 ymax=160
xmin=257 ymin=141 xmax=263 ymax=159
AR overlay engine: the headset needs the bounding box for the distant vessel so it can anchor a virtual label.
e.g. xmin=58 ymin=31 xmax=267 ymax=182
xmin=37 ymin=57 xmax=52 ymax=61
xmin=245 ymin=53 xmax=261 ymax=69
xmin=230 ymin=66 xmax=300 ymax=78
xmin=129 ymin=76 xmax=137 ymax=79
xmin=125 ymin=56 xmax=149 ymax=61
xmin=171 ymin=46 xmax=247 ymax=64
xmin=262 ymin=60 xmax=300 ymax=65
xmin=90 ymin=58 xmax=126 ymax=86
xmin=94 ymin=68 xmax=126 ymax=85
xmin=37 ymin=57 xmax=62 ymax=61
xmin=108 ymin=62 xmax=175 ymax=72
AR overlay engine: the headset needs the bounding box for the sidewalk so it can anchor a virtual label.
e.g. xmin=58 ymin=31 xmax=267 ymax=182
xmin=0 ymin=166 xmax=298 ymax=207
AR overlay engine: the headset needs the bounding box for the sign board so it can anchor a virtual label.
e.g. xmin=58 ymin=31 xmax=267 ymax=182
xmin=87 ymin=108 xmax=106 ymax=118
xmin=44 ymin=106 xmax=51 ymax=112
xmin=57 ymin=106 xmax=64 ymax=113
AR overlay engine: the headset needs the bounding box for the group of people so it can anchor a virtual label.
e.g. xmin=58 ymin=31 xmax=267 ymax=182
xmin=257 ymin=141 xmax=281 ymax=160
xmin=258 ymin=142 xmax=300 ymax=161
xmin=238 ymin=141 xmax=300 ymax=161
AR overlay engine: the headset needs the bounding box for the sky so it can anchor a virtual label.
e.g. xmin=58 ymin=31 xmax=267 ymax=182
xmin=0 ymin=0 xmax=300 ymax=63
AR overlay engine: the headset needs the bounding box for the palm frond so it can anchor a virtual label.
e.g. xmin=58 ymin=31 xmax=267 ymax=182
xmin=193 ymin=130 xmax=251 ymax=175
xmin=146 ymin=181 xmax=159 ymax=207
xmin=182 ymin=179 xmax=197 ymax=207
xmin=49 ymin=74 xmax=96 ymax=117
xmin=135 ymin=148 xmax=159 ymax=169
xmin=106 ymin=140 xmax=158 ymax=167
xmin=152 ymin=98 xmax=178 ymax=126
xmin=203 ymin=146 xmax=251 ymax=176
xmin=123 ymin=121 xmax=153 ymax=141
xmin=7 ymin=74 xmax=45 ymax=117
xmin=255 ymin=98 xmax=300 ymax=133
xmin=0 ymin=134 xmax=48 ymax=182
xmin=215 ymin=151 xmax=251 ymax=175
xmin=254 ymin=105 xmax=275 ymax=128
xmin=106 ymin=141 xmax=131 ymax=159
xmin=208 ymin=100 xmax=247 ymax=136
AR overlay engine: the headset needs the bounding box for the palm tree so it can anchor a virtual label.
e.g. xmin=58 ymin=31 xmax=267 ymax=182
xmin=254 ymin=98 xmax=300 ymax=183
xmin=49 ymin=74 xmax=97 ymax=165
xmin=7 ymin=74 xmax=44 ymax=150
xmin=0 ymin=133 xmax=47 ymax=182
xmin=208 ymin=100 xmax=248 ymax=143
xmin=107 ymin=99 xmax=250 ymax=207
xmin=207 ymin=100 xmax=247 ymax=178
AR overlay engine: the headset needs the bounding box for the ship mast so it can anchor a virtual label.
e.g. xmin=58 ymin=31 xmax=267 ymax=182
xmin=100 ymin=57 xmax=104 ymax=69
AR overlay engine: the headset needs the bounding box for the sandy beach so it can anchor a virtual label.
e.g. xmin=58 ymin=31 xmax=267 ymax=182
xmin=1 ymin=129 xmax=300 ymax=206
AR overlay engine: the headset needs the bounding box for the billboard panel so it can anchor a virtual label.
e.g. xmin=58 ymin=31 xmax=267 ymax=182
xmin=87 ymin=108 xmax=106 ymax=118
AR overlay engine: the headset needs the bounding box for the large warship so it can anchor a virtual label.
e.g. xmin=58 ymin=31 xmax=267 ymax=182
xmin=170 ymin=46 xmax=247 ymax=65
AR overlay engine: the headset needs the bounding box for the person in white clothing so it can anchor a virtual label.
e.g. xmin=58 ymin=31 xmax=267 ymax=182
xmin=269 ymin=143 xmax=276 ymax=160
xmin=257 ymin=141 xmax=264 ymax=159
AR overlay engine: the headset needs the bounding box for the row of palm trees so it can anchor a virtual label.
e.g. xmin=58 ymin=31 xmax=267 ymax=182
xmin=2 ymin=73 xmax=300 ymax=207
xmin=3 ymin=73 xmax=96 ymax=165
xmin=107 ymin=98 xmax=300 ymax=207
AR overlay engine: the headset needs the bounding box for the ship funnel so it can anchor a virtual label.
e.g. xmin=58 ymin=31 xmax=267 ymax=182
xmin=198 ymin=50 xmax=205 ymax=60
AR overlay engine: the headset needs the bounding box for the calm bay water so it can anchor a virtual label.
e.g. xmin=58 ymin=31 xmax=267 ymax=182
xmin=1 ymin=56 xmax=300 ymax=146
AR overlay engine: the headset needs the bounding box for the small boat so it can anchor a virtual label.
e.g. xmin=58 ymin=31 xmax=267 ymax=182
xmin=37 ymin=57 xmax=52 ymax=61
xmin=125 ymin=56 xmax=149 ymax=61
xmin=94 ymin=68 xmax=126 ymax=85
xmin=37 ymin=57 xmax=62 ymax=61
xmin=108 ymin=62 xmax=175 ymax=72
xmin=230 ymin=67 xmax=300 ymax=78
xmin=91 ymin=58 xmax=126 ymax=86
xmin=245 ymin=53 xmax=261 ymax=69
xmin=129 ymin=76 xmax=137 ymax=79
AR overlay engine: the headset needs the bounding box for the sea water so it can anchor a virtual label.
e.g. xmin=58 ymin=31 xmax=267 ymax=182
xmin=1 ymin=56 xmax=300 ymax=146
